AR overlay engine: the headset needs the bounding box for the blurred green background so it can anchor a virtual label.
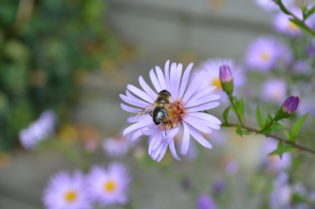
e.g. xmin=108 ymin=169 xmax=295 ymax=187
xmin=0 ymin=0 xmax=124 ymax=151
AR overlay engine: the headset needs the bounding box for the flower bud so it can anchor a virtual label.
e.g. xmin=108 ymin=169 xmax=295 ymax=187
xmin=219 ymin=65 xmax=234 ymax=96
xmin=282 ymin=96 xmax=299 ymax=114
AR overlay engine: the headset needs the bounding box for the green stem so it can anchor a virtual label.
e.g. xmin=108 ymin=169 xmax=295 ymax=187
xmin=228 ymin=95 xmax=244 ymax=126
xmin=222 ymin=123 xmax=315 ymax=155
xmin=276 ymin=0 xmax=315 ymax=37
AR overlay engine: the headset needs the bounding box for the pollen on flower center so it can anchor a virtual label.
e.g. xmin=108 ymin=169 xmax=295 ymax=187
xmin=210 ymin=78 xmax=222 ymax=90
xmin=64 ymin=190 xmax=77 ymax=203
xmin=161 ymin=100 xmax=185 ymax=130
xmin=104 ymin=180 xmax=117 ymax=193
xmin=260 ymin=52 xmax=270 ymax=61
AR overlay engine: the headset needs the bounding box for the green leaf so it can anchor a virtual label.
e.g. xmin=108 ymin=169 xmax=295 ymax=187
xmin=269 ymin=142 xmax=297 ymax=158
xmin=223 ymin=106 xmax=231 ymax=124
xmin=256 ymin=106 xmax=264 ymax=128
xmin=305 ymin=5 xmax=315 ymax=20
xmin=271 ymin=122 xmax=285 ymax=132
xmin=236 ymin=99 xmax=244 ymax=115
xmin=236 ymin=126 xmax=243 ymax=136
xmin=290 ymin=18 xmax=315 ymax=37
xmin=289 ymin=114 xmax=308 ymax=142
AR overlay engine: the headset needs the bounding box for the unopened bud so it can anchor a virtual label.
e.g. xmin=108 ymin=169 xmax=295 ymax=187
xmin=282 ymin=96 xmax=299 ymax=114
xmin=219 ymin=65 xmax=234 ymax=96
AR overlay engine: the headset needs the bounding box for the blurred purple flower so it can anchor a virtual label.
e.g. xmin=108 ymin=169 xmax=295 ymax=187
xmin=245 ymin=37 xmax=291 ymax=71
xmin=103 ymin=134 xmax=131 ymax=157
xmin=19 ymin=110 xmax=57 ymax=149
xmin=255 ymin=0 xmax=293 ymax=12
xmin=293 ymin=60 xmax=312 ymax=75
xmin=261 ymin=138 xmax=291 ymax=173
xmin=274 ymin=7 xmax=315 ymax=36
xmin=297 ymin=98 xmax=315 ymax=116
xmin=120 ymin=60 xmax=221 ymax=161
xmin=270 ymin=173 xmax=292 ymax=209
xmin=197 ymin=194 xmax=216 ymax=209
xmin=261 ymin=79 xmax=287 ymax=103
xmin=43 ymin=171 xmax=91 ymax=209
xmin=212 ymin=177 xmax=225 ymax=194
xmin=282 ymin=96 xmax=299 ymax=114
xmin=223 ymin=158 xmax=239 ymax=175
xmin=86 ymin=163 xmax=131 ymax=206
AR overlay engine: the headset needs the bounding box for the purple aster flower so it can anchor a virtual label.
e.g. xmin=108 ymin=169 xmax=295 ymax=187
xmin=43 ymin=171 xmax=91 ymax=209
xmin=103 ymin=134 xmax=131 ymax=157
xmin=261 ymin=79 xmax=287 ymax=104
xmin=261 ymin=138 xmax=291 ymax=173
xmin=270 ymin=173 xmax=292 ymax=209
xmin=273 ymin=7 xmax=315 ymax=36
xmin=197 ymin=194 xmax=216 ymax=209
xmin=293 ymin=60 xmax=312 ymax=75
xmin=255 ymin=0 xmax=293 ymax=12
xmin=222 ymin=157 xmax=239 ymax=175
xmin=212 ymin=177 xmax=225 ymax=194
xmin=245 ymin=37 xmax=291 ymax=71
xmin=19 ymin=110 xmax=57 ymax=149
xmin=297 ymin=98 xmax=315 ymax=116
xmin=282 ymin=96 xmax=299 ymax=114
xmin=86 ymin=163 xmax=131 ymax=206
xmin=120 ymin=60 xmax=222 ymax=161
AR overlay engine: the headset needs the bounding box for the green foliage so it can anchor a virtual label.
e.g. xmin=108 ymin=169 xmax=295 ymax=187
xmin=0 ymin=0 xmax=122 ymax=151
xmin=270 ymin=142 xmax=297 ymax=158
xmin=256 ymin=106 xmax=264 ymax=128
xmin=288 ymin=114 xmax=308 ymax=142
xmin=222 ymin=106 xmax=231 ymax=124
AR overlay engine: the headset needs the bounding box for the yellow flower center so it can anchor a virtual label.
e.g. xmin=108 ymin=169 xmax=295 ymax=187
xmin=64 ymin=190 xmax=77 ymax=203
xmin=211 ymin=78 xmax=222 ymax=90
xmin=161 ymin=101 xmax=185 ymax=130
xmin=288 ymin=21 xmax=299 ymax=31
xmin=260 ymin=52 xmax=270 ymax=61
xmin=104 ymin=180 xmax=117 ymax=193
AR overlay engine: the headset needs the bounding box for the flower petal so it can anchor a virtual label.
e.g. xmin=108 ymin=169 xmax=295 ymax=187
xmin=155 ymin=66 xmax=167 ymax=90
xmin=156 ymin=141 xmax=168 ymax=162
xmin=138 ymin=76 xmax=157 ymax=99
xmin=120 ymin=103 xmax=141 ymax=113
xmin=119 ymin=94 xmax=149 ymax=108
xmin=181 ymin=122 xmax=190 ymax=155
xmin=186 ymin=114 xmax=221 ymax=130
xmin=188 ymin=112 xmax=221 ymax=125
xmin=185 ymin=95 xmax=220 ymax=108
xmin=189 ymin=126 xmax=212 ymax=149
xmin=178 ymin=63 xmax=193 ymax=98
xmin=150 ymin=69 xmax=162 ymax=92
xmin=184 ymin=116 xmax=212 ymax=134
xmin=164 ymin=60 xmax=170 ymax=89
xmin=186 ymin=102 xmax=220 ymax=112
xmin=169 ymin=139 xmax=181 ymax=160
xmin=123 ymin=119 xmax=152 ymax=136
xmin=127 ymin=84 xmax=154 ymax=103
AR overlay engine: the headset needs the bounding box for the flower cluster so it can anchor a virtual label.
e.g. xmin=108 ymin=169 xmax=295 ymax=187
xmin=43 ymin=163 xmax=131 ymax=209
xmin=19 ymin=110 xmax=57 ymax=149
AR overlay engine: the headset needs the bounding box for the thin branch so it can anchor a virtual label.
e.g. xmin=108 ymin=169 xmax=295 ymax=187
xmin=275 ymin=0 xmax=315 ymax=36
xmin=222 ymin=123 xmax=315 ymax=155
